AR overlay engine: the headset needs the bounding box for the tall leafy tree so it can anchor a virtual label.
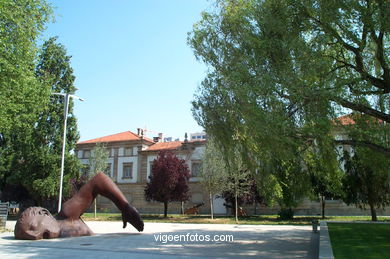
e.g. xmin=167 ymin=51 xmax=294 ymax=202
xmin=189 ymin=0 xmax=389 ymax=214
xmin=342 ymin=148 xmax=390 ymax=221
xmin=144 ymin=151 xmax=190 ymax=217
xmin=189 ymin=0 xmax=389 ymax=158
xmin=88 ymin=143 xmax=110 ymax=177
xmin=221 ymin=144 xmax=253 ymax=222
xmin=200 ymin=139 xmax=228 ymax=219
xmin=2 ymin=37 xmax=81 ymax=209
xmin=0 ymin=0 xmax=53 ymax=197
xmin=274 ymin=156 xmax=311 ymax=219
xmin=221 ymin=175 xmax=264 ymax=216
xmin=88 ymin=142 xmax=110 ymax=218
xmin=304 ymin=140 xmax=343 ymax=219
xmin=0 ymin=0 xmax=53 ymax=134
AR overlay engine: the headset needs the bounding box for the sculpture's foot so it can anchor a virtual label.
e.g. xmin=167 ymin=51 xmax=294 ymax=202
xmin=121 ymin=203 xmax=144 ymax=232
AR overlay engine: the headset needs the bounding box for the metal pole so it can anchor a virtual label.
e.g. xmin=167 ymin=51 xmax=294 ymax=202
xmin=58 ymin=94 xmax=70 ymax=213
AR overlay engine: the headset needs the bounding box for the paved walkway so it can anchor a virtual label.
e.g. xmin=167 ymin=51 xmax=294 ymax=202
xmin=1 ymin=221 xmax=318 ymax=258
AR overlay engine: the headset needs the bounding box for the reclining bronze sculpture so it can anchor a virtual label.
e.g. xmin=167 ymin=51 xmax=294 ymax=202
xmin=14 ymin=172 xmax=144 ymax=240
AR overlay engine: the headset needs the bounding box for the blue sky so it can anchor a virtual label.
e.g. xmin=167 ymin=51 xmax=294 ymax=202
xmin=43 ymin=0 xmax=211 ymax=141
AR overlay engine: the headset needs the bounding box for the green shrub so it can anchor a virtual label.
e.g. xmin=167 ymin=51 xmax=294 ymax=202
xmin=278 ymin=208 xmax=294 ymax=220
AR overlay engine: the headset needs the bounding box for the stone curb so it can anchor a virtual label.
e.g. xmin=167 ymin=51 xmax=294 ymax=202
xmin=319 ymin=221 xmax=334 ymax=259
xmin=5 ymin=220 xmax=15 ymax=231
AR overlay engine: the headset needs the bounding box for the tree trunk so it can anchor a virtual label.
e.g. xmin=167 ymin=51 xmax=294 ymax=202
xmin=369 ymin=203 xmax=378 ymax=221
xmin=210 ymin=192 xmax=214 ymax=220
xmin=321 ymin=195 xmax=326 ymax=219
xmin=164 ymin=201 xmax=168 ymax=218
xmin=235 ymin=193 xmax=238 ymax=223
xmin=94 ymin=199 xmax=97 ymax=219
xmin=181 ymin=201 xmax=184 ymax=215
xmin=254 ymin=202 xmax=257 ymax=215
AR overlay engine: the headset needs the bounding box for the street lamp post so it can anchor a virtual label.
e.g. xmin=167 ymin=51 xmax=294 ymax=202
xmin=52 ymin=93 xmax=84 ymax=213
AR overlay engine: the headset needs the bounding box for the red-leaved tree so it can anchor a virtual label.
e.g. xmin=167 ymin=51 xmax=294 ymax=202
xmin=144 ymin=151 xmax=190 ymax=217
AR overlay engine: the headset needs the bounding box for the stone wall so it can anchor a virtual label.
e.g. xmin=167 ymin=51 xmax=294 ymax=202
xmin=241 ymin=198 xmax=390 ymax=216
xmin=95 ymin=182 xmax=210 ymax=214
xmin=94 ymin=182 xmax=390 ymax=216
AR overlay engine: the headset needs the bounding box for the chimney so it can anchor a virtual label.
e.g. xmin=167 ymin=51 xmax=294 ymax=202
xmin=182 ymin=132 xmax=189 ymax=150
xmin=158 ymin=133 xmax=163 ymax=142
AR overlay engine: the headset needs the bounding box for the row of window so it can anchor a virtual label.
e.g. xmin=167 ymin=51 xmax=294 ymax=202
xmin=82 ymin=160 xmax=201 ymax=180
xmin=81 ymin=163 xmax=113 ymax=177
xmin=80 ymin=147 xmax=135 ymax=159
xmin=191 ymin=135 xmax=207 ymax=140
xmin=148 ymin=160 xmax=202 ymax=178
xmin=81 ymin=162 xmax=133 ymax=179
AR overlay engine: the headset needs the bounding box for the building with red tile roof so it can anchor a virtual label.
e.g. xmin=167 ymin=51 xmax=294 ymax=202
xmin=334 ymin=113 xmax=384 ymax=126
xmin=74 ymin=123 xmax=388 ymax=216
xmin=75 ymin=131 xmax=211 ymax=214
xmin=143 ymin=139 xmax=207 ymax=152
xmin=144 ymin=140 xmax=183 ymax=152
xmin=77 ymin=131 xmax=154 ymax=145
xmin=334 ymin=114 xmax=356 ymax=125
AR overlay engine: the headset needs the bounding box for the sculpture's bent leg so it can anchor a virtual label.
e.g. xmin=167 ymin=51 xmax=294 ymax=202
xmin=59 ymin=172 xmax=144 ymax=231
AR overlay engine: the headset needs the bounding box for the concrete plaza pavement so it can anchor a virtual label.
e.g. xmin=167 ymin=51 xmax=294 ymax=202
xmin=1 ymin=221 xmax=318 ymax=258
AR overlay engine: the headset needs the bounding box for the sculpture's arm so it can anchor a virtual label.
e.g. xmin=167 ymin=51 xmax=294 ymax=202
xmin=59 ymin=172 xmax=144 ymax=231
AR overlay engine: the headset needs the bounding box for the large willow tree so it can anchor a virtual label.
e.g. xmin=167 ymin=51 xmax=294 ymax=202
xmin=189 ymin=0 xmax=389 ymax=204
xmin=189 ymin=0 xmax=389 ymax=157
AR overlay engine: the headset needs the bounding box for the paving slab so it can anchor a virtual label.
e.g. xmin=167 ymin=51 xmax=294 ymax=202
xmin=1 ymin=221 xmax=318 ymax=258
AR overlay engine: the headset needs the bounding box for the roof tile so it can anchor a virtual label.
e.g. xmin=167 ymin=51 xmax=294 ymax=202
xmin=77 ymin=131 xmax=154 ymax=144
xmin=335 ymin=114 xmax=356 ymax=125
xmin=145 ymin=141 xmax=183 ymax=151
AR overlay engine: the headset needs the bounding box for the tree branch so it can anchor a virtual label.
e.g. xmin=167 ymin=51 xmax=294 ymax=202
xmin=335 ymin=139 xmax=390 ymax=158
xmin=345 ymin=80 xmax=386 ymax=95
xmin=306 ymin=8 xmax=389 ymax=93
xmin=370 ymin=25 xmax=389 ymax=90
xmin=330 ymin=96 xmax=390 ymax=123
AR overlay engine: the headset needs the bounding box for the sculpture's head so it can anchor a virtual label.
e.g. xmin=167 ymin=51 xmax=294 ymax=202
xmin=14 ymin=207 xmax=60 ymax=240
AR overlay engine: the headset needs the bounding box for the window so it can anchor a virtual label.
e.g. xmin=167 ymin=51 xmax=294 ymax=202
xmin=149 ymin=162 xmax=154 ymax=178
xmin=83 ymin=150 xmax=91 ymax=159
xmin=122 ymin=163 xmax=133 ymax=179
xmin=191 ymin=161 xmax=202 ymax=177
xmin=124 ymin=147 xmax=133 ymax=156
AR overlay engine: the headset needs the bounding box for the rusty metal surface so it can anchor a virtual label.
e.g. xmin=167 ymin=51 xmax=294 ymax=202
xmin=14 ymin=173 xmax=143 ymax=240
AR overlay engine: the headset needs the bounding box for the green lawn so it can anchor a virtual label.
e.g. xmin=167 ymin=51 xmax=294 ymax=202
xmin=328 ymin=223 xmax=390 ymax=259
xmin=82 ymin=213 xmax=317 ymax=225
xmin=80 ymin=213 xmax=390 ymax=225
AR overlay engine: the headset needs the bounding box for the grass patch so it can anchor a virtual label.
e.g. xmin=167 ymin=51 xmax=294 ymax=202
xmin=81 ymin=213 xmax=317 ymax=225
xmin=328 ymin=223 xmax=390 ymax=259
xmin=80 ymin=213 xmax=390 ymax=225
